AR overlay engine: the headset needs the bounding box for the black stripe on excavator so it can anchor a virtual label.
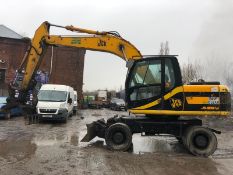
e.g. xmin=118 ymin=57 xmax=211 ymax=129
xmin=184 ymin=92 xmax=220 ymax=97
xmin=145 ymin=104 xmax=227 ymax=111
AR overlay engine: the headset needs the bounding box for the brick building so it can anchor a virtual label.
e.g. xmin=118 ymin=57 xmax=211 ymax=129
xmin=0 ymin=25 xmax=85 ymax=101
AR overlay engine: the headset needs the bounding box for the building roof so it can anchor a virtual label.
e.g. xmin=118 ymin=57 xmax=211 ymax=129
xmin=0 ymin=25 xmax=23 ymax=39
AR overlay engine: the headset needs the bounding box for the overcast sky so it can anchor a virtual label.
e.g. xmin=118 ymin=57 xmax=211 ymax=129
xmin=1 ymin=0 xmax=232 ymax=91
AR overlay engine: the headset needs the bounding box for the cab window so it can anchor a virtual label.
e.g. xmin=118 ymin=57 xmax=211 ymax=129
xmin=129 ymin=60 xmax=161 ymax=87
xmin=129 ymin=61 xmax=148 ymax=87
xmin=129 ymin=60 xmax=161 ymax=101
xmin=165 ymin=59 xmax=175 ymax=91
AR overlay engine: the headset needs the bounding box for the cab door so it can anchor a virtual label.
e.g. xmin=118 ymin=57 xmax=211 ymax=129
xmin=126 ymin=56 xmax=183 ymax=112
xmin=126 ymin=58 xmax=163 ymax=110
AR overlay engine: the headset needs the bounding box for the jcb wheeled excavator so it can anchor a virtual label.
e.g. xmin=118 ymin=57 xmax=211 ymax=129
xmin=5 ymin=21 xmax=231 ymax=157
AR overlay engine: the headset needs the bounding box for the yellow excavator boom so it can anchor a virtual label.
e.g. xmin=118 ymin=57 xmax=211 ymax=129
xmin=21 ymin=21 xmax=142 ymax=90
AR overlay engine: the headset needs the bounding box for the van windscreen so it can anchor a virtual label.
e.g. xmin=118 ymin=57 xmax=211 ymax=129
xmin=38 ymin=90 xmax=67 ymax=102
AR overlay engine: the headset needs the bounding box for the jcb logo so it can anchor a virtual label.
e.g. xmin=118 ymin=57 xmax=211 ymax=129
xmin=170 ymin=98 xmax=182 ymax=109
xmin=98 ymin=39 xmax=106 ymax=47
xmin=71 ymin=39 xmax=81 ymax=44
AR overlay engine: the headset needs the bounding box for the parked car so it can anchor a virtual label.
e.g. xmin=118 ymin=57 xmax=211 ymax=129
xmin=0 ymin=96 xmax=22 ymax=119
xmin=88 ymin=100 xmax=103 ymax=109
xmin=110 ymin=98 xmax=126 ymax=111
xmin=36 ymin=84 xmax=74 ymax=123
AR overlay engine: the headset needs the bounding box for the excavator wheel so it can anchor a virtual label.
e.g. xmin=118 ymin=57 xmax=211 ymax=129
xmin=105 ymin=123 xmax=132 ymax=151
xmin=183 ymin=126 xmax=217 ymax=157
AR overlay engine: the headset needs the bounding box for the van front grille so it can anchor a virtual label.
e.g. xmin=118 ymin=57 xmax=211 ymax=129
xmin=39 ymin=109 xmax=57 ymax=114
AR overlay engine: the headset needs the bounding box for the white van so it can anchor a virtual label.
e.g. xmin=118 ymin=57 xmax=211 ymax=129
xmin=37 ymin=84 xmax=74 ymax=122
xmin=73 ymin=91 xmax=78 ymax=114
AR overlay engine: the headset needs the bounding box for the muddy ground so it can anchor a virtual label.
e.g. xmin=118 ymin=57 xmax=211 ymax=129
xmin=0 ymin=109 xmax=233 ymax=175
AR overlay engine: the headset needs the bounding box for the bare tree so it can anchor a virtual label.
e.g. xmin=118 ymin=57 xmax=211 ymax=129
xmin=181 ymin=60 xmax=203 ymax=84
xmin=159 ymin=42 xmax=164 ymax=55
xmin=159 ymin=41 xmax=169 ymax=55
xmin=164 ymin=41 xmax=169 ymax=55
xmin=224 ymin=62 xmax=233 ymax=92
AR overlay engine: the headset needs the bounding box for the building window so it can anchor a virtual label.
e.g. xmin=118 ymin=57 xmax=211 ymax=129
xmin=0 ymin=69 xmax=6 ymax=83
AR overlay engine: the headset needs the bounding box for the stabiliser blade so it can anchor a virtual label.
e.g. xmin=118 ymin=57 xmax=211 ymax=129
xmin=81 ymin=119 xmax=107 ymax=142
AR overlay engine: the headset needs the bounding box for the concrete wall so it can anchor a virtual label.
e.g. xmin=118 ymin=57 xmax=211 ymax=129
xmin=0 ymin=37 xmax=85 ymax=100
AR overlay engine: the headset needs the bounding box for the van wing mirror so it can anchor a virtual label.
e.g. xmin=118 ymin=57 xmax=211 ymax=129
xmin=68 ymin=98 xmax=72 ymax=104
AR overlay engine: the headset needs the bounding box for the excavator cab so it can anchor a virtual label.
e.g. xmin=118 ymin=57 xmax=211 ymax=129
xmin=125 ymin=56 xmax=183 ymax=112
xmin=125 ymin=55 xmax=231 ymax=116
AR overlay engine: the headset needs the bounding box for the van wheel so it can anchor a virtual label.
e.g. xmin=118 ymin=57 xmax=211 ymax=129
xmin=63 ymin=116 xmax=68 ymax=123
xmin=69 ymin=112 xmax=73 ymax=118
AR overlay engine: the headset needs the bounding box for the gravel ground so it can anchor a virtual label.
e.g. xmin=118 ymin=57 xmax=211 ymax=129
xmin=0 ymin=109 xmax=233 ymax=175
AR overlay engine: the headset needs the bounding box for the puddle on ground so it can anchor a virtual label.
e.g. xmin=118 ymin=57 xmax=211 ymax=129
xmin=79 ymin=132 xmax=186 ymax=155
xmin=70 ymin=133 xmax=79 ymax=146
xmin=32 ymin=132 xmax=80 ymax=147
xmin=0 ymin=139 xmax=37 ymax=162
xmin=132 ymin=134 xmax=186 ymax=154
xmin=92 ymin=113 xmax=102 ymax=117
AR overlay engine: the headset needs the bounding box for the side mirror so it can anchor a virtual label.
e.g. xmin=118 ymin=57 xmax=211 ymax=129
xmin=68 ymin=98 xmax=72 ymax=104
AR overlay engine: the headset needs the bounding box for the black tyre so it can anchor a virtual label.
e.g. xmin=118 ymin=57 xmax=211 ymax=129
xmin=183 ymin=126 xmax=217 ymax=157
xmin=105 ymin=123 xmax=132 ymax=151
xmin=63 ymin=116 xmax=68 ymax=123
xmin=69 ymin=112 xmax=73 ymax=118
